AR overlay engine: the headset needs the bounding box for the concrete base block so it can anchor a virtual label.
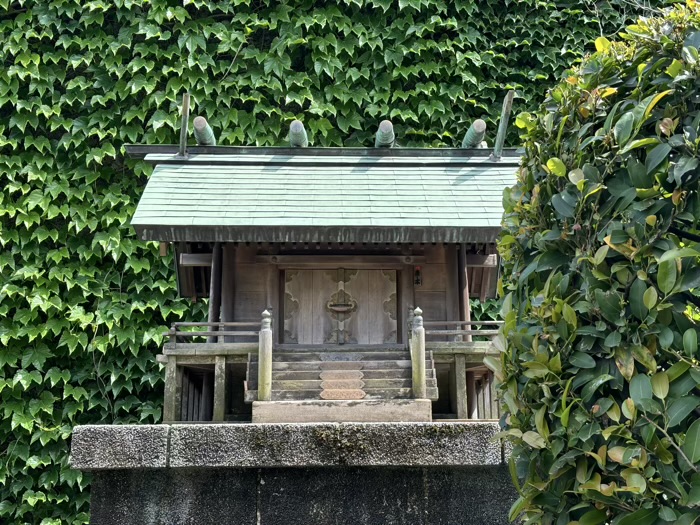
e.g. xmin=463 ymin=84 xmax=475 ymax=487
xmin=252 ymin=399 xmax=432 ymax=423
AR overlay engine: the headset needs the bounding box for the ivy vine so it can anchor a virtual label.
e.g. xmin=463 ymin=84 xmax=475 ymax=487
xmin=0 ymin=0 xmax=657 ymax=522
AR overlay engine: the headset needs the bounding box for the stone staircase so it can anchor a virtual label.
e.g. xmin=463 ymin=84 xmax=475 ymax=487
xmin=244 ymin=346 xmax=438 ymax=422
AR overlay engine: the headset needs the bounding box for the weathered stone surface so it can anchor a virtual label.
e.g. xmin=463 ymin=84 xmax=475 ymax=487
xmin=169 ymin=419 xmax=501 ymax=467
xmin=69 ymin=425 xmax=168 ymax=470
xmin=320 ymin=370 xmax=363 ymax=380
xmin=70 ymin=421 xmax=504 ymax=470
xmin=88 ymin=466 xmax=516 ymax=525
xmin=252 ymin=399 xmax=430 ymax=423
xmin=320 ymin=379 xmax=365 ymax=389
xmin=90 ymin=468 xmax=256 ymax=525
xmin=320 ymin=388 xmax=366 ymax=399
xmin=320 ymin=361 xmax=363 ymax=370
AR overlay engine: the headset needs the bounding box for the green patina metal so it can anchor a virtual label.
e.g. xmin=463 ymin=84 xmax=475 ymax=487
xmin=374 ymin=120 xmax=395 ymax=148
xmin=461 ymin=119 xmax=486 ymax=148
xmin=193 ymin=116 xmax=217 ymax=146
xmin=289 ymin=120 xmax=309 ymax=147
xmin=129 ymin=148 xmax=518 ymax=243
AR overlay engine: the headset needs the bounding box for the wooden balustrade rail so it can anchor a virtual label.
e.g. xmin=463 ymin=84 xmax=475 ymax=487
xmin=164 ymin=322 xmax=261 ymax=342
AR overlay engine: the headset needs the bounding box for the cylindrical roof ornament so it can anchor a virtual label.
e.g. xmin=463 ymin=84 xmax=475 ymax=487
xmin=461 ymin=119 xmax=486 ymax=148
xmin=375 ymin=120 xmax=395 ymax=148
xmin=289 ymin=120 xmax=308 ymax=147
xmin=193 ymin=116 xmax=217 ymax=146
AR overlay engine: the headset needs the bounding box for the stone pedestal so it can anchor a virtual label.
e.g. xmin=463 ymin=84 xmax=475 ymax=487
xmin=70 ymin=422 xmax=517 ymax=525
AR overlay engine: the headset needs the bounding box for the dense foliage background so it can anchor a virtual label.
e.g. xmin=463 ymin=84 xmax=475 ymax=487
xmin=0 ymin=0 xmax=662 ymax=522
xmin=499 ymin=3 xmax=700 ymax=524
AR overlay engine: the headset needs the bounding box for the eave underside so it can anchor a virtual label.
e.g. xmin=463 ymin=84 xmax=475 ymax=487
xmin=134 ymin=225 xmax=502 ymax=244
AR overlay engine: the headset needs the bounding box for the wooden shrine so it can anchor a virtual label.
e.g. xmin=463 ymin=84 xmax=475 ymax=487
xmin=128 ymin=99 xmax=518 ymax=424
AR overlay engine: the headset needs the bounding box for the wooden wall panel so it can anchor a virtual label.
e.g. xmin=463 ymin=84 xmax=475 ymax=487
xmin=419 ymin=263 xmax=446 ymax=291
xmin=414 ymin=291 xmax=447 ymax=323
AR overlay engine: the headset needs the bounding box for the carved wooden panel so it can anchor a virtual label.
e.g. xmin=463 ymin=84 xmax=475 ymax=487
xmin=283 ymin=269 xmax=397 ymax=345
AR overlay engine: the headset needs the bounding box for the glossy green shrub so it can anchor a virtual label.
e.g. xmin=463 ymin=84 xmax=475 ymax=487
xmin=0 ymin=0 xmax=654 ymax=522
xmin=499 ymin=3 xmax=700 ymax=524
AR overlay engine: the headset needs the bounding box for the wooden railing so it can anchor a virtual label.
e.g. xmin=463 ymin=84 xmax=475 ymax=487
xmin=163 ymin=321 xmax=262 ymax=355
xmin=409 ymin=307 xmax=502 ymax=420
xmin=162 ymin=312 xmax=273 ymax=421
xmin=165 ymin=312 xmax=274 ymax=403
xmin=165 ymin=321 xmax=260 ymax=342
xmin=423 ymin=320 xmax=503 ymax=340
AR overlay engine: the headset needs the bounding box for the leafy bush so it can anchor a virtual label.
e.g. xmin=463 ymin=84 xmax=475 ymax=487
xmin=499 ymin=4 xmax=700 ymax=524
xmin=0 ymin=0 xmax=656 ymax=522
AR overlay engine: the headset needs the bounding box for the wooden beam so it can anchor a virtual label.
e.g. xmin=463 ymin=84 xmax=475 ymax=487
xmin=256 ymin=255 xmax=426 ymax=269
xmin=465 ymin=254 xmax=498 ymax=267
xmin=179 ymin=253 xmax=213 ymax=267
xmin=425 ymin=341 xmax=495 ymax=352
xmin=212 ymin=356 xmax=227 ymax=421
xmin=173 ymin=355 xmax=247 ymax=365
xmin=163 ymin=342 xmax=257 ymax=356
xmin=455 ymin=354 xmax=468 ymax=420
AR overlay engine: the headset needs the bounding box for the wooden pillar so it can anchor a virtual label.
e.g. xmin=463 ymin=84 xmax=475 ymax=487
xmin=258 ymin=310 xmax=273 ymax=401
xmin=220 ymin=244 xmax=236 ymax=341
xmin=411 ymin=307 xmax=426 ymax=399
xmin=483 ymin=374 xmax=492 ymax=419
xmin=489 ymin=372 xmax=499 ymax=419
xmin=458 ymin=245 xmax=472 ymax=343
xmin=200 ymin=371 xmax=213 ymax=421
xmin=207 ymin=242 xmax=222 ymax=343
xmin=445 ymin=245 xmax=460 ymax=333
xmin=467 ymin=371 xmax=478 ymax=419
xmin=478 ymin=376 xmax=487 ymax=419
xmin=181 ymin=369 xmax=190 ymax=421
xmin=163 ymin=358 xmax=182 ymax=422
xmin=454 ymin=354 xmax=468 ymax=419
xmin=213 ymin=356 xmax=227 ymax=421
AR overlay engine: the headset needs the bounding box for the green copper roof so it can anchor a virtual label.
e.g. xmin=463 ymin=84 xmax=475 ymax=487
xmin=131 ymin=150 xmax=518 ymax=243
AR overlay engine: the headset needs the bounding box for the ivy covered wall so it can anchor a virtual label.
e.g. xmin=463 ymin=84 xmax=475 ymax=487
xmin=0 ymin=0 xmax=660 ymax=522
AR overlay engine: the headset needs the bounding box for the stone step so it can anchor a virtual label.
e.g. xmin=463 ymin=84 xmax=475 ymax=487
xmin=245 ymin=387 xmax=439 ymax=403
xmin=249 ymin=351 xmax=410 ymax=362
xmin=261 ymin=369 xmax=435 ymax=381
xmin=275 ymin=344 xmax=405 ymax=352
xmin=250 ymin=360 xmax=432 ymax=372
xmin=251 ymin=399 xmax=432 ymax=423
xmin=246 ymin=378 xmax=438 ymax=390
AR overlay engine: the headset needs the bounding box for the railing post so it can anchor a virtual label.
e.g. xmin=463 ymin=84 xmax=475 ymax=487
xmin=257 ymin=310 xmax=273 ymax=402
xmin=411 ymin=307 xmax=426 ymax=399
xmin=407 ymin=306 xmax=415 ymax=346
